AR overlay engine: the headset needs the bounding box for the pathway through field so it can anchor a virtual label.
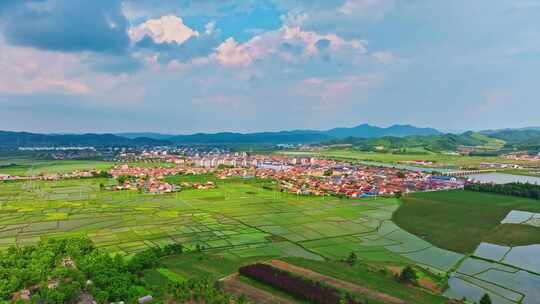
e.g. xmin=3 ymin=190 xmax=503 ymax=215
xmin=222 ymin=273 xmax=296 ymax=304
xmin=268 ymin=259 xmax=408 ymax=304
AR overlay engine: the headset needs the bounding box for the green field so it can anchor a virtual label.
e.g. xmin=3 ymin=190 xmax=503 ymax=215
xmin=394 ymin=190 xmax=540 ymax=253
xmin=484 ymin=224 xmax=540 ymax=247
xmin=0 ymin=176 xmax=403 ymax=258
xmin=280 ymin=149 xmax=526 ymax=168
xmin=6 ymin=170 xmax=540 ymax=303
xmin=282 ymin=257 xmax=446 ymax=304
xmin=0 ymin=174 xmax=456 ymax=303
xmin=0 ymin=158 xmax=111 ymax=176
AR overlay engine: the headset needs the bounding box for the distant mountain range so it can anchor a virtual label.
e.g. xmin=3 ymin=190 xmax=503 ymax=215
xmin=1 ymin=124 xmax=539 ymax=149
xmin=0 ymin=131 xmax=169 ymax=148
xmin=0 ymin=124 xmax=440 ymax=147
xmin=118 ymin=124 xmax=442 ymax=144
xmin=325 ymin=129 xmax=540 ymax=153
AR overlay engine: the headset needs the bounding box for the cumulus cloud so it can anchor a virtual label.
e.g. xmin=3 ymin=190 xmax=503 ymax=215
xmin=128 ymin=15 xmax=199 ymax=45
xmin=215 ymin=37 xmax=264 ymax=67
xmin=282 ymin=26 xmax=367 ymax=55
xmin=274 ymin=0 xmax=396 ymax=36
xmin=215 ymin=25 xmax=367 ymax=67
xmin=132 ymin=21 xmax=220 ymax=65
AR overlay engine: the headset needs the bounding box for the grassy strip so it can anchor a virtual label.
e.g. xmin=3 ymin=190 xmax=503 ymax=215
xmin=281 ymin=258 xmax=447 ymax=304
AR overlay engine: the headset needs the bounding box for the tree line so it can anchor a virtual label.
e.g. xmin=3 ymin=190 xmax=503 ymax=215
xmin=465 ymin=182 xmax=540 ymax=200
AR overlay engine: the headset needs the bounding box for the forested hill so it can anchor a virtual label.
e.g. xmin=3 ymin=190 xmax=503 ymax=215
xmin=321 ymin=131 xmax=505 ymax=152
xmin=0 ymin=124 xmax=443 ymax=147
xmin=2 ymin=126 xmax=539 ymax=149
xmin=484 ymin=129 xmax=540 ymax=150
xmin=0 ymin=131 xmax=170 ymax=148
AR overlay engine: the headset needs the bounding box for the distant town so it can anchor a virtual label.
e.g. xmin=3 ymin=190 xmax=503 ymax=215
xmin=1 ymin=148 xmax=469 ymax=197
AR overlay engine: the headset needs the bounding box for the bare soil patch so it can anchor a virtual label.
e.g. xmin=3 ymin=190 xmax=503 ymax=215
xmin=222 ymin=273 xmax=296 ymax=304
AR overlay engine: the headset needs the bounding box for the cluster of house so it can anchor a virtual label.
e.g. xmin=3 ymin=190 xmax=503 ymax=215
xmin=1 ymin=152 xmax=466 ymax=198
xmin=479 ymin=162 xmax=523 ymax=169
xmin=107 ymin=164 xmax=211 ymax=194
xmin=108 ymin=176 xmax=181 ymax=194
xmin=0 ymin=173 xmax=13 ymax=181
xmin=503 ymin=152 xmax=540 ymax=162
xmin=399 ymin=160 xmax=435 ymax=166
xmin=216 ymin=156 xmax=464 ymax=197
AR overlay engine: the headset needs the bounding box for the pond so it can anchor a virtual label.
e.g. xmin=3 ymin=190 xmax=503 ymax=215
xmin=465 ymin=172 xmax=540 ymax=184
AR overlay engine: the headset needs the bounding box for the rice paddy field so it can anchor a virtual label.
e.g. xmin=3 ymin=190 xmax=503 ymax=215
xmin=396 ymin=190 xmax=540 ymax=304
xmin=280 ymin=149 xmax=528 ymax=168
xmin=2 ymin=173 xmax=540 ymax=303
xmin=395 ymin=191 xmax=540 ymax=253
xmin=0 ymin=158 xmax=112 ymax=176
xmin=0 ymin=176 xmax=419 ymax=262
xmin=0 ymin=175 xmax=451 ymax=301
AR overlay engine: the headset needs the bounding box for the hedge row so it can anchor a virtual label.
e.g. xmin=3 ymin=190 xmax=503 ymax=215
xmin=465 ymin=182 xmax=540 ymax=200
xmin=238 ymin=263 xmax=364 ymax=304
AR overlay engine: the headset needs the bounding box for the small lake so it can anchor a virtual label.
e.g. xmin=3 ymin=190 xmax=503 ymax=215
xmin=466 ymin=173 xmax=540 ymax=184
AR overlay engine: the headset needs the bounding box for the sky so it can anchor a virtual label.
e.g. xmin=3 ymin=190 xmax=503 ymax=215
xmin=0 ymin=0 xmax=539 ymax=134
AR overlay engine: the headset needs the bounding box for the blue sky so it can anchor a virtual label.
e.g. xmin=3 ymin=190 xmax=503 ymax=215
xmin=0 ymin=0 xmax=538 ymax=133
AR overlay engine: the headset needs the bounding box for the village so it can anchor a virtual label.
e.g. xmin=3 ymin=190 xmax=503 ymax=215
xmin=1 ymin=151 xmax=463 ymax=197
xmin=94 ymin=151 xmax=466 ymax=196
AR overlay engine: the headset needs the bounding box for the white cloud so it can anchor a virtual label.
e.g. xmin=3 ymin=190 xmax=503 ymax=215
xmin=215 ymin=37 xmax=262 ymax=67
xmin=128 ymin=15 xmax=199 ymax=45
xmin=282 ymin=26 xmax=367 ymax=55
xmin=205 ymin=21 xmax=216 ymax=35
xmin=214 ymin=25 xmax=367 ymax=67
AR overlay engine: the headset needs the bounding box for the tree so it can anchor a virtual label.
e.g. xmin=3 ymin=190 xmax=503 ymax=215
xmin=398 ymin=265 xmax=417 ymax=284
xmin=479 ymin=294 xmax=492 ymax=304
xmin=237 ymin=294 xmax=249 ymax=304
xmin=346 ymin=252 xmax=358 ymax=266
xmin=92 ymin=171 xmax=111 ymax=178
xmin=117 ymin=175 xmax=128 ymax=185
xmin=163 ymin=243 xmax=183 ymax=255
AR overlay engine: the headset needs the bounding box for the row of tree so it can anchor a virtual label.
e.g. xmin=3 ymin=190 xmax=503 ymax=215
xmin=465 ymin=182 xmax=540 ymax=200
xmin=239 ymin=263 xmax=366 ymax=304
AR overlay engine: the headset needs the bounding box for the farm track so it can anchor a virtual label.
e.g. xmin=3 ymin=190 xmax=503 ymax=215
xmin=222 ymin=273 xmax=296 ymax=304
xmin=267 ymin=259 xmax=408 ymax=304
